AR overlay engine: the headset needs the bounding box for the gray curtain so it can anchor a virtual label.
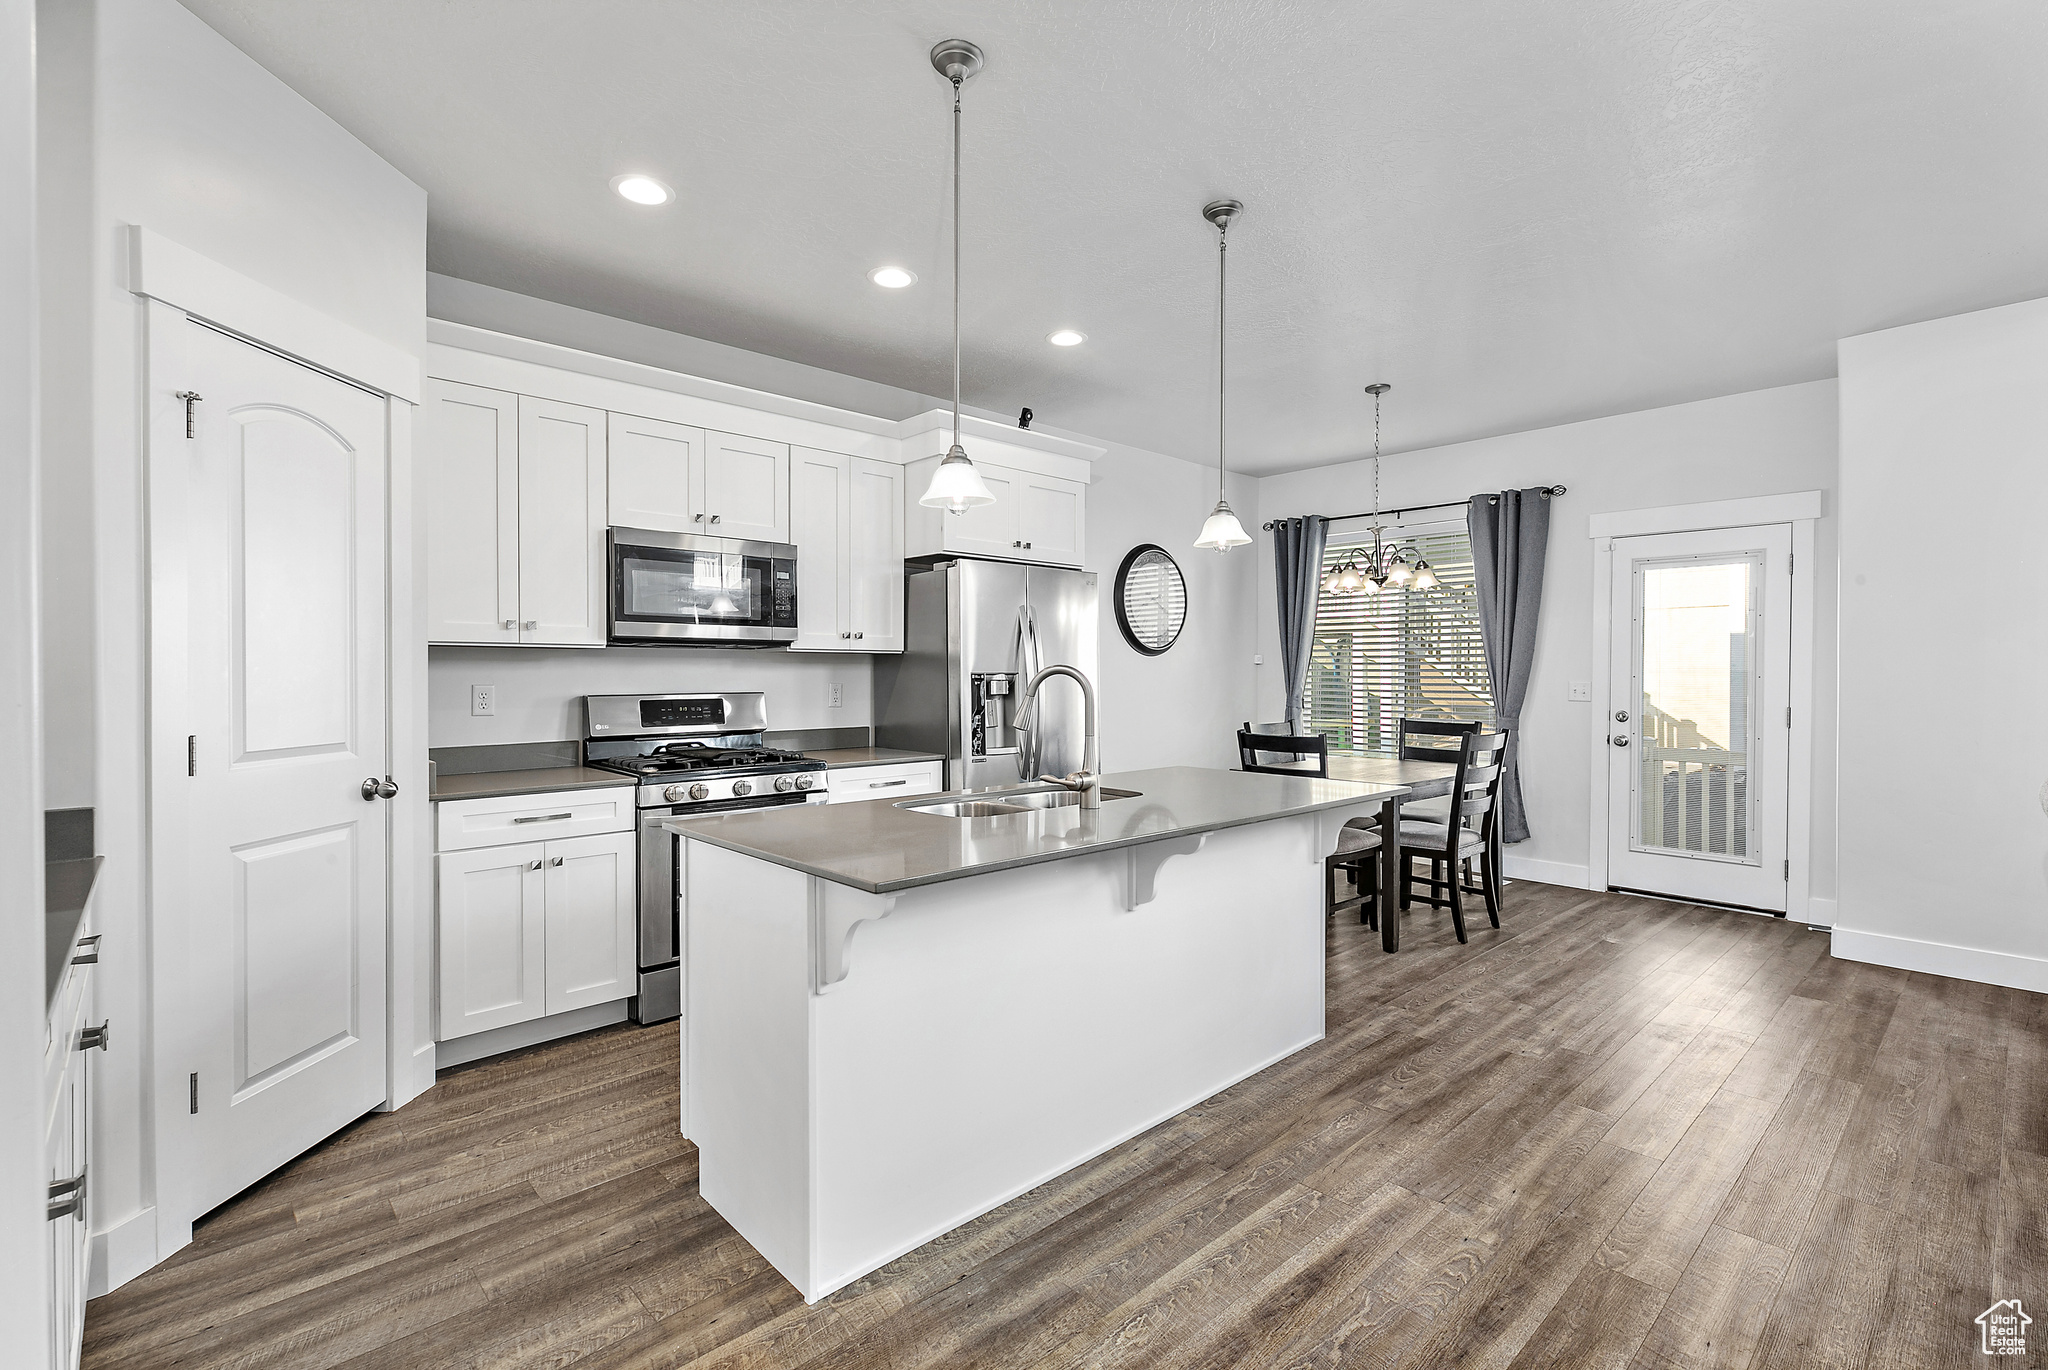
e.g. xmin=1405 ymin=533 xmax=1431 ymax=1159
xmin=1469 ymin=489 xmax=1551 ymax=843
xmin=1271 ymin=516 xmax=1328 ymax=731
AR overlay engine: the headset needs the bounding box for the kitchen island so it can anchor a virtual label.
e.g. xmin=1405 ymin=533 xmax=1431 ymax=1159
xmin=663 ymin=764 xmax=1407 ymax=1302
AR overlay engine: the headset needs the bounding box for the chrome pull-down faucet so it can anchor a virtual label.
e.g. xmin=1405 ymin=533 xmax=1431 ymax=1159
xmin=1021 ymin=664 xmax=1100 ymax=809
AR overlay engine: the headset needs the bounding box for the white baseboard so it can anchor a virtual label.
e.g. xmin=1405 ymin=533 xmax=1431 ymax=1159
xmin=1502 ymin=854 xmax=1592 ymax=890
xmin=1830 ymin=926 xmax=2048 ymax=994
xmin=434 ymin=1000 xmax=630 ymax=1071
xmin=87 ymin=1205 xmax=159 ymax=1298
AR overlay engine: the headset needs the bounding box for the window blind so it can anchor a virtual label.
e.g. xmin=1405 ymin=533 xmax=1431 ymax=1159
xmin=1305 ymin=520 xmax=1494 ymax=754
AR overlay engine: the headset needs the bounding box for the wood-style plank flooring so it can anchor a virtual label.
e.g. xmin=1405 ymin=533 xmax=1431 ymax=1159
xmin=83 ymin=884 xmax=2048 ymax=1369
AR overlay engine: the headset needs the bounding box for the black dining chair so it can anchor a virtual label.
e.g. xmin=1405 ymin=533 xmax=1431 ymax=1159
xmin=1396 ymin=717 xmax=1479 ymax=823
xmin=1326 ymin=824 xmax=1381 ymax=928
xmin=1396 ymin=729 xmax=1507 ymax=944
xmin=1237 ymin=722 xmax=1328 ymax=778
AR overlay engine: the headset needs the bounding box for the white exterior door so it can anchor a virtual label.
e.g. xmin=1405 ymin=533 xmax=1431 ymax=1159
xmin=1607 ymin=525 xmax=1793 ymax=911
xmin=517 ymin=396 xmax=607 ymax=646
xmin=789 ymin=446 xmax=849 ymax=650
xmin=699 ymin=431 xmax=789 ymax=543
xmin=543 ymin=832 xmax=637 ymax=1015
xmin=422 ymin=379 xmax=518 ymax=644
xmin=436 ymin=844 xmax=547 ymax=1039
xmin=176 ymin=319 xmax=391 ymax=1218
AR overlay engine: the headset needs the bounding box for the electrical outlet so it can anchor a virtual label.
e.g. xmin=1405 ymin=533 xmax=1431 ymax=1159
xmin=471 ymin=684 xmax=496 ymax=717
xmin=828 ymin=682 xmax=844 ymax=709
xmin=1568 ymin=680 xmax=1591 ymax=702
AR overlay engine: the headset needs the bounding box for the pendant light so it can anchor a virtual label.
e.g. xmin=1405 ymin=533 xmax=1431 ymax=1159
xmin=1323 ymin=383 xmax=1438 ymax=595
xmin=1193 ymin=199 xmax=1252 ymax=551
xmin=918 ymin=39 xmax=997 ymax=514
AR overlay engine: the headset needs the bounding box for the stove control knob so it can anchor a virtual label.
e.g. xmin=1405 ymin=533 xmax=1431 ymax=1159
xmin=663 ymin=784 xmax=685 ymax=803
xmin=795 ymin=774 xmax=816 ymax=790
xmin=774 ymin=776 xmax=795 ymax=792
xmin=688 ymin=783 xmax=710 ymax=802
xmin=731 ymin=779 xmax=753 ymax=797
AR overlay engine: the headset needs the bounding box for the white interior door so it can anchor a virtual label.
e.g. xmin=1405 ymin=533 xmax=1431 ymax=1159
xmin=177 ymin=320 xmax=391 ymax=1217
xmin=1607 ymin=524 xmax=1792 ymax=911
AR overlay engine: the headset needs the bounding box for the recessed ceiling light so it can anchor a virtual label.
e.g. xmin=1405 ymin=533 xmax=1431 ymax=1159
xmin=611 ymin=174 xmax=673 ymax=206
xmin=1047 ymin=329 xmax=1087 ymax=347
xmin=868 ymin=265 xmax=918 ymax=289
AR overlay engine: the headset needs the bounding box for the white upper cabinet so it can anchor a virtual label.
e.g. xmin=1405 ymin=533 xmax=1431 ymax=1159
xmin=788 ymin=448 xmax=904 ymax=652
xmin=789 ymin=447 xmax=848 ymax=651
xmin=516 ymin=397 xmax=609 ymax=646
xmin=607 ymin=412 xmax=701 ymax=533
xmin=904 ymin=457 xmax=1085 ymax=567
xmin=849 ymin=458 xmax=905 ymax=652
xmin=424 ymin=379 xmax=519 ymax=644
xmin=424 ymin=382 xmax=607 ymax=647
xmin=699 ymin=431 xmax=790 ymax=543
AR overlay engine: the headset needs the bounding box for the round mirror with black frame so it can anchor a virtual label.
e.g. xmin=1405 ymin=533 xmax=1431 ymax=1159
xmin=1114 ymin=544 xmax=1188 ymax=656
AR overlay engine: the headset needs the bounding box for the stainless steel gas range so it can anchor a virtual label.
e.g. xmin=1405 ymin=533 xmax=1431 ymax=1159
xmin=583 ymin=691 xmax=830 ymax=1023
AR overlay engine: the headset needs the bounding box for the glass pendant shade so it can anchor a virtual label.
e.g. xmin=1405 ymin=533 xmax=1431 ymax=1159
xmin=1194 ymin=498 xmax=1252 ymax=551
xmin=919 ymin=444 xmax=996 ymax=513
xmin=1386 ymin=556 xmax=1414 ymax=586
xmin=1411 ymin=561 xmax=1438 ymax=591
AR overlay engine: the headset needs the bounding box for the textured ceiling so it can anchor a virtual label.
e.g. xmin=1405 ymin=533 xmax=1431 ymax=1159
xmin=183 ymin=0 xmax=2048 ymax=474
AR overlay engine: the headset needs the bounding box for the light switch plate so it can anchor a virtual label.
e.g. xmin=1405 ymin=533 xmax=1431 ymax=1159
xmin=1568 ymin=680 xmax=1591 ymax=702
xmin=471 ymin=684 xmax=496 ymax=717
xmin=828 ymin=682 xmax=844 ymax=709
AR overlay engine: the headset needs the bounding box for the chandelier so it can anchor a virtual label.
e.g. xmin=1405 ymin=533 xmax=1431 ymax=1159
xmin=1323 ymin=383 xmax=1439 ymax=595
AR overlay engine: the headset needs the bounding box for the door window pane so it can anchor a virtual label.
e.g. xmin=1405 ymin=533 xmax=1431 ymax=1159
xmin=1635 ymin=557 xmax=1756 ymax=860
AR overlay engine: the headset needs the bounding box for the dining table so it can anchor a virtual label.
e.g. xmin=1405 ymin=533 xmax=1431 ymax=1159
xmin=1256 ymin=753 xmax=1464 ymax=952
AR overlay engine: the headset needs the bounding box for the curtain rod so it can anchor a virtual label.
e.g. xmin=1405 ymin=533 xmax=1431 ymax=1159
xmin=1259 ymin=485 xmax=1566 ymax=532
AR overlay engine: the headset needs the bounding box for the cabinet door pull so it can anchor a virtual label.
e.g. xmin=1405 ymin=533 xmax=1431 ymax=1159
xmin=522 ymin=620 xmax=538 ymax=631
xmin=840 ymin=632 xmax=851 ymax=639
xmin=550 ymin=856 xmax=565 ymax=867
xmin=709 ymin=514 xmax=722 ymax=524
xmin=512 ymin=813 xmax=574 ymax=824
xmin=693 ymin=512 xmax=705 ymax=522
xmin=528 ymin=860 xmax=543 ymax=870
xmin=1024 ymin=542 xmax=1033 ymax=549
xmin=501 ymin=619 xmax=516 ymax=630
xmin=76 ymin=935 xmax=101 ymax=951
xmin=71 ymin=950 xmax=98 ymax=966
xmin=852 ymin=631 xmax=864 ymax=640
xmin=869 ymin=779 xmax=909 ymax=788
xmin=48 ymin=1170 xmax=86 ymax=1221
xmin=78 ymin=1021 xmax=110 ymax=1052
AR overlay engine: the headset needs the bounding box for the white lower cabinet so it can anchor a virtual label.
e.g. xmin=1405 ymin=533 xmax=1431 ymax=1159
xmin=826 ymin=760 xmax=945 ymax=804
xmin=435 ymin=790 xmax=636 ymax=1042
xmin=45 ymin=920 xmax=96 ymax=1370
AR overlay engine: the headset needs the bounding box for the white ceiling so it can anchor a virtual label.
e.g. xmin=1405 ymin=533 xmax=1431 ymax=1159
xmin=184 ymin=0 xmax=2048 ymax=474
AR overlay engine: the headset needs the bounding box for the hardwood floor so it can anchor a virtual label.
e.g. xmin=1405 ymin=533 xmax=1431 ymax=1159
xmin=83 ymin=885 xmax=2048 ymax=1370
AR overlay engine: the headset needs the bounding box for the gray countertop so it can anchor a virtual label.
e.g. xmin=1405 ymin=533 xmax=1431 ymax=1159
xmin=663 ymin=765 xmax=1407 ymax=894
xmin=431 ymin=766 xmax=635 ymax=802
xmin=807 ymin=747 xmax=945 ymax=770
xmin=47 ymin=856 xmax=103 ymax=1010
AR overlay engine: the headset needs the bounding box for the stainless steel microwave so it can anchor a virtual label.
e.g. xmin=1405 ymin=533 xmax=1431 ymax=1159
xmin=608 ymin=528 xmax=799 ymax=646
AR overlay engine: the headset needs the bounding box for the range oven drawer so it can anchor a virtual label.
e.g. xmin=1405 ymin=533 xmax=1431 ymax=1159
xmin=436 ymin=787 xmax=636 ymax=853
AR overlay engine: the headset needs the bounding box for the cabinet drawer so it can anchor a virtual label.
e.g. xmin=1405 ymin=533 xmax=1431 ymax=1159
xmin=436 ymin=787 xmax=635 ymax=852
xmin=826 ymin=761 xmax=944 ymax=804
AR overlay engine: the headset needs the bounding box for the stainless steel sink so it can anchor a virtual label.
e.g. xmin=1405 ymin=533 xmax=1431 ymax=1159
xmin=1000 ymin=787 xmax=1142 ymax=810
xmin=897 ymin=786 xmax=1142 ymax=818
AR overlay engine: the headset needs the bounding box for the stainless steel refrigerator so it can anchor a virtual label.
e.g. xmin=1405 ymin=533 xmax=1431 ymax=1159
xmin=875 ymin=559 xmax=1099 ymax=791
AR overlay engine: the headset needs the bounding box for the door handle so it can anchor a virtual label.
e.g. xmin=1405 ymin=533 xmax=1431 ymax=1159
xmin=78 ymin=1021 xmax=110 ymax=1052
xmin=361 ymin=776 xmax=399 ymax=800
xmin=870 ymin=779 xmax=909 ymax=788
xmin=1611 ymin=735 xmax=1630 ymax=747
xmin=1614 ymin=710 xmax=1629 ymax=723
xmin=512 ymin=812 xmax=573 ymax=824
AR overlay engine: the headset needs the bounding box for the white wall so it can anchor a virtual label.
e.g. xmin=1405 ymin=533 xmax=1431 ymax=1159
xmin=1254 ymin=381 xmax=1840 ymax=896
xmin=425 ymin=277 xmax=1262 ymax=761
xmin=80 ymin=0 xmax=426 ymax=1291
xmin=1834 ymin=297 xmax=2048 ymax=992
xmin=1 ymin=0 xmax=53 ymax=1354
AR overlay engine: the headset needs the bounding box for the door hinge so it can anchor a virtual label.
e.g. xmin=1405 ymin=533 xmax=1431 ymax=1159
xmin=189 ymin=1072 xmax=199 ymax=1114
xmin=174 ymin=390 xmax=202 ymax=439
xmin=188 ymin=734 xmax=197 ymax=776
xmin=1787 ymin=552 xmax=1794 ymax=575
xmin=1785 ymin=706 xmax=1792 ymax=729
xmin=1783 ymin=859 xmax=1790 ymax=881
